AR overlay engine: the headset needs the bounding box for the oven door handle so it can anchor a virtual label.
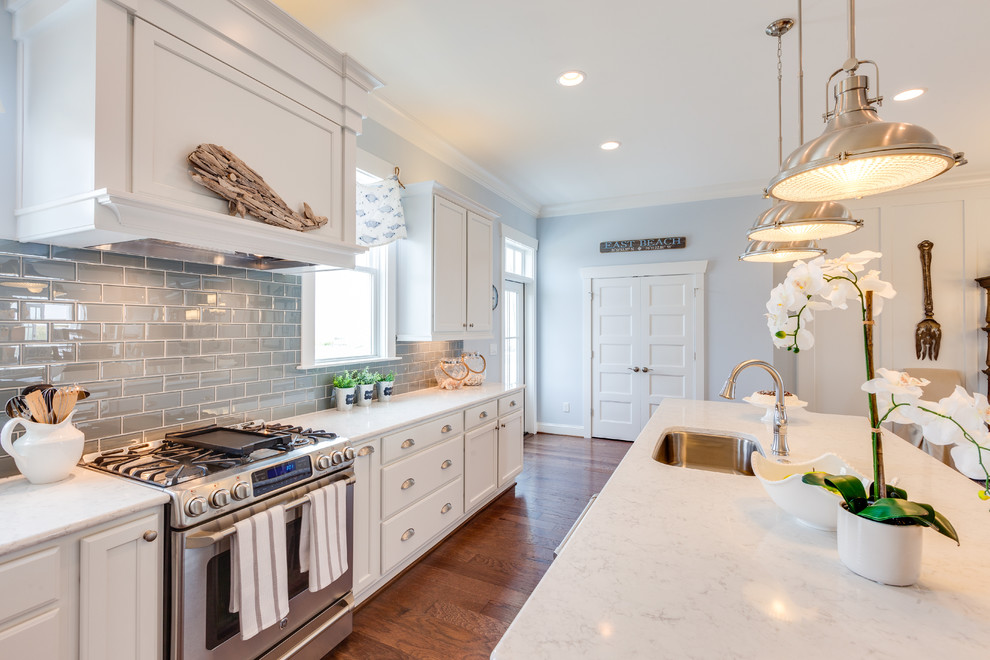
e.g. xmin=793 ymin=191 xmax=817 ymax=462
xmin=185 ymin=475 xmax=355 ymax=549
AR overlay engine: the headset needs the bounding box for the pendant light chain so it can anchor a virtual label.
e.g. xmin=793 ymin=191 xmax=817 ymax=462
xmin=777 ymin=33 xmax=784 ymax=166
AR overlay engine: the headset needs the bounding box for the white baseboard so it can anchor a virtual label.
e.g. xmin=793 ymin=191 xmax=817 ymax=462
xmin=536 ymin=422 xmax=585 ymax=437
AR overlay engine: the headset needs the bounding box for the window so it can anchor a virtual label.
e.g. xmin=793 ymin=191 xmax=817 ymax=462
xmin=504 ymin=238 xmax=533 ymax=279
xmin=300 ymin=157 xmax=397 ymax=368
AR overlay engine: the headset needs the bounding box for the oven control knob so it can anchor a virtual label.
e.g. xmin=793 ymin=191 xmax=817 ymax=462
xmin=230 ymin=481 xmax=251 ymax=501
xmin=331 ymin=450 xmax=344 ymax=465
xmin=316 ymin=455 xmax=332 ymax=470
xmin=210 ymin=489 xmax=230 ymax=508
xmin=342 ymin=446 xmax=355 ymax=461
xmin=185 ymin=496 xmax=208 ymax=517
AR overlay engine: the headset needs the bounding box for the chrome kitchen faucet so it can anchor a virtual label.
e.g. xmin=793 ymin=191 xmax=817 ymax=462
xmin=719 ymin=359 xmax=789 ymax=458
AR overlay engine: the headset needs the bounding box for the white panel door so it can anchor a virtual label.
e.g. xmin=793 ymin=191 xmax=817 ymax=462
xmin=432 ymin=196 xmax=467 ymax=333
xmin=592 ymin=274 xmax=698 ymax=440
xmin=641 ymin=275 xmax=695 ymax=421
xmin=591 ymin=278 xmax=641 ymax=440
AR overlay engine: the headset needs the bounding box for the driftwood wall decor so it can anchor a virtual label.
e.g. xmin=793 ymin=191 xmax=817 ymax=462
xmin=188 ymin=143 xmax=328 ymax=232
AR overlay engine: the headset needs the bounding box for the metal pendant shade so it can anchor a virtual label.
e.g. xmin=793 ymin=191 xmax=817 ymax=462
xmin=767 ymin=2 xmax=965 ymax=202
xmin=747 ymin=199 xmax=862 ymax=242
xmin=738 ymin=240 xmax=824 ymax=263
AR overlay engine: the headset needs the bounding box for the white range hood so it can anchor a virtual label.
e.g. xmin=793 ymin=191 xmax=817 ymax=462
xmin=6 ymin=0 xmax=384 ymax=269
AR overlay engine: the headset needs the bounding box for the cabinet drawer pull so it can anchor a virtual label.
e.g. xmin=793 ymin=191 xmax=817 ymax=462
xmin=401 ymin=478 xmax=415 ymax=490
xmin=441 ymin=503 xmax=452 ymax=514
xmin=358 ymin=445 xmax=375 ymax=456
xmin=441 ymin=424 xmax=453 ymax=433
xmin=143 ymin=530 xmax=158 ymax=543
xmin=441 ymin=459 xmax=453 ymax=470
xmin=509 ymin=400 xmax=517 ymax=407
xmin=479 ymin=411 xmax=488 ymax=419
xmin=401 ymin=528 xmax=415 ymax=542
xmin=400 ymin=439 xmax=415 ymax=449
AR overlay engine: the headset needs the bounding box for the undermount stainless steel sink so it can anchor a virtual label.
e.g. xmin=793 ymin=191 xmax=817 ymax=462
xmin=652 ymin=430 xmax=764 ymax=476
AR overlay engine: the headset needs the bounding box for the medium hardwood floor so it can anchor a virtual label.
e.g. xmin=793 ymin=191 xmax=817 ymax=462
xmin=325 ymin=433 xmax=630 ymax=659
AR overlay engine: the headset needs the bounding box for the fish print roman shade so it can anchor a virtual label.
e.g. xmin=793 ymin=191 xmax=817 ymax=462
xmin=356 ymin=176 xmax=407 ymax=247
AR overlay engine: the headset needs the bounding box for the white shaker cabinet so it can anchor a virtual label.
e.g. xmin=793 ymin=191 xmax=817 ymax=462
xmin=498 ymin=409 xmax=525 ymax=487
xmin=397 ymin=182 xmax=497 ymax=340
xmin=351 ymin=440 xmax=381 ymax=599
xmin=0 ymin=507 xmax=163 ymax=660
xmin=464 ymin=421 xmax=499 ymax=511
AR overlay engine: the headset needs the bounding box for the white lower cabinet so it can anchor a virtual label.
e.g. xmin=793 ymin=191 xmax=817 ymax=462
xmin=352 ymin=439 xmax=381 ymax=598
xmin=0 ymin=506 xmax=163 ymax=660
xmin=352 ymin=388 xmax=524 ymax=605
xmin=498 ymin=410 xmax=525 ymax=487
xmin=381 ymin=477 xmax=463 ymax=572
xmin=464 ymin=421 xmax=498 ymax=510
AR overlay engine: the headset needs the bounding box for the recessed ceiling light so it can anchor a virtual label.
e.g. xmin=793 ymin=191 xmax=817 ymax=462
xmin=557 ymin=70 xmax=585 ymax=87
xmin=893 ymin=88 xmax=927 ymax=102
xmin=600 ymin=141 xmax=621 ymax=151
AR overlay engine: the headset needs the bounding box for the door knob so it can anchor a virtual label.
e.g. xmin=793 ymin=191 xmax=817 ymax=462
xmin=642 ymin=367 xmax=650 ymax=373
xmin=628 ymin=367 xmax=640 ymax=372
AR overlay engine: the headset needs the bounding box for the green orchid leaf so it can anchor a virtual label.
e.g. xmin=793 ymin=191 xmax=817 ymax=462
xmin=857 ymin=499 xmax=960 ymax=544
xmin=868 ymin=481 xmax=908 ymax=500
xmin=803 ymin=473 xmax=869 ymax=513
xmin=916 ymin=502 xmax=961 ymax=545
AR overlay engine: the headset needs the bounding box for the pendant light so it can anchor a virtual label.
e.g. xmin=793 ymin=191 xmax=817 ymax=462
xmin=766 ymin=0 xmax=965 ymax=202
xmin=740 ymin=14 xmax=826 ymax=263
xmin=748 ymin=3 xmax=862 ymax=243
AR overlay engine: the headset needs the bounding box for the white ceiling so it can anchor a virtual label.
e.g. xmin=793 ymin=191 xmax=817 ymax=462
xmin=273 ymin=0 xmax=990 ymax=218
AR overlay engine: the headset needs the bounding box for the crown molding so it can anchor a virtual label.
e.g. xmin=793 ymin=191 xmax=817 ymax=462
xmin=538 ymin=179 xmax=766 ymax=219
xmin=364 ymin=93 xmax=542 ymax=218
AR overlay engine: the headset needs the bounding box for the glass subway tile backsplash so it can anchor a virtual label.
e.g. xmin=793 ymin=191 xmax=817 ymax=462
xmin=0 ymin=241 xmax=463 ymax=478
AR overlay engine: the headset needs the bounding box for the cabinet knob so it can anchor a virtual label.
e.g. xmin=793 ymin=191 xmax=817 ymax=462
xmin=628 ymin=366 xmax=640 ymax=372
xmin=401 ymin=478 xmax=416 ymax=490
xmin=441 ymin=459 xmax=453 ymax=469
xmin=441 ymin=424 xmax=453 ymax=433
xmin=401 ymin=528 xmax=415 ymax=542
xmin=469 ymin=323 xmax=474 ymax=327
xmin=143 ymin=530 xmax=158 ymax=543
xmin=462 ymin=323 xmax=467 ymax=328
xmin=642 ymin=367 xmax=650 ymax=373
xmin=400 ymin=438 xmax=415 ymax=449
xmin=441 ymin=503 xmax=452 ymax=514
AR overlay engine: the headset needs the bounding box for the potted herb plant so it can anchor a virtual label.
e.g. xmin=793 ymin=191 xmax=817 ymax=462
xmin=374 ymin=370 xmax=395 ymax=402
xmin=332 ymin=371 xmax=356 ymax=412
xmin=354 ymin=367 xmax=376 ymax=407
xmin=767 ymin=251 xmax=989 ymax=585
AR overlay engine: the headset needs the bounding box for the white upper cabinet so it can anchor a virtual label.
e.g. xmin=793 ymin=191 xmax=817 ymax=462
xmin=397 ymin=182 xmax=496 ymax=341
xmin=6 ymin=0 xmax=383 ymax=268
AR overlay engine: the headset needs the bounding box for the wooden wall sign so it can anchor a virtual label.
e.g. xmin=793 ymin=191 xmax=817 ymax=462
xmin=600 ymin=237 xmax=686 ymax=253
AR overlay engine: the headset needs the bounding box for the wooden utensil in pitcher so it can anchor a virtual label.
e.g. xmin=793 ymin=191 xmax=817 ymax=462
xmin=915 ymin=240 xmax=941 ymax=361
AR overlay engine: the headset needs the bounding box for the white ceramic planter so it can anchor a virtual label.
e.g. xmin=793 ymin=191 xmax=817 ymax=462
xmin=335 ymin=387 xmax=356 ymax=411
xmin=376 ymin=380 xmax=394 ymax=402
xmin=355 ymin=383 xmax=375 ymax=406
xmin=836 ymin=503 xmax=923 ymax=586
xmin=0 ymin=412 xmax=85 ymax=484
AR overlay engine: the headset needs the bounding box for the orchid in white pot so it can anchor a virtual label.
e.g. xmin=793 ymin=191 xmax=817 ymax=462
xmin=766 ymin=251 xmax=990 ymax=562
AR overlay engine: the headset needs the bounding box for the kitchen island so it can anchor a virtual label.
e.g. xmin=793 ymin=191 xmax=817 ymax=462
xmin=492 ymin=399 xmax=990 ymax=658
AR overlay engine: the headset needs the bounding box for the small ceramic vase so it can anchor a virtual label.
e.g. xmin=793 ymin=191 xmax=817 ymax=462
xmin=355 ymin=383 xmax=375 ymax=407
xmin=376 ymin=380 xmax=394 ymax=402
xmin=1 ymin=412 xmax=85 ymax=484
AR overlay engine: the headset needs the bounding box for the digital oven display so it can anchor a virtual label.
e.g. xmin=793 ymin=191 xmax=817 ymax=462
xmin=251 ymin=456 xmax=313 ymax=496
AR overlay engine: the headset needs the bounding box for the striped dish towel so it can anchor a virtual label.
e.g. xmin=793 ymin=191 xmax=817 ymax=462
xmin=229 ymin=506 xmax=290 ymax=640
xmin=299 ymin=480 xmax=349 ymax=592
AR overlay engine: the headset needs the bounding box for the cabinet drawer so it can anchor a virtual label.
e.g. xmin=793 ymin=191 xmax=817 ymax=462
xmin=0 ymin=547 xmax=60 ymax=625
xmin=498 ymin=392 xmax=523 ymax=417
xmin=381 ymin=478 xmax=463 ymax=573
xmin=465 ymin=400 xmax=498 ymax=430
xmin=381 ymin=435 xmax=464 ymax=519
xmin=0 ymin=608 xmax=60 ymax=659
xmin=381 ymin=412 xmax=463 ymax=464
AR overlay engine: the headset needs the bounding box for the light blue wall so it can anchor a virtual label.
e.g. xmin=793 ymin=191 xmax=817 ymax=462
xmin=536 ymin=196 xmax=778 ymax=430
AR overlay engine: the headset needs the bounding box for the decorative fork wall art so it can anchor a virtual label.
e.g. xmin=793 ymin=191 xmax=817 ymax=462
xmin=915 ymin=240 xmax=941 ymax=361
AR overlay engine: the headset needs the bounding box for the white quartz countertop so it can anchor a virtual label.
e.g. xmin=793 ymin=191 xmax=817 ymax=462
xmin=0 ymin=467 xmax=169 ymax=557
xmin=492 ymin=399 xmax=990 ymax=659
xmin=281 ymin=383 xmax=524 ymax=444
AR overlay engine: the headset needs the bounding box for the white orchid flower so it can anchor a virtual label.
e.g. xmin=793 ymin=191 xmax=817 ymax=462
xmin=821 ymin=250 xmax=883 ymax=276
xmin=858 ymin=270 xmax=897 ymax=314
xmin=821 ymin=277 xmax=859 ymax=310
xmin=784 ymin=259 xmax=827 ymax=298
xmin=795 ymin=328 xmax=815 ymax=351
xmin=951 ymin=442 xmax=990 ymax=481
xmin=861 ymin=368 xmax=930 ymax=397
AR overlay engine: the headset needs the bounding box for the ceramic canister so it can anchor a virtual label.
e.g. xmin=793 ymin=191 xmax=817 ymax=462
xmin=0 ymin=412 xmax=85 ymax=484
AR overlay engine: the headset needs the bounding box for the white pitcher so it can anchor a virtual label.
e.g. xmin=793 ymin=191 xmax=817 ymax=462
xmin=1 ymin=412 xmax=85 ymax=484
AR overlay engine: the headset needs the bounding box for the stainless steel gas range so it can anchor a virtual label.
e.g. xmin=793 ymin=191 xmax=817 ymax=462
xmin=83 ymin=421 xmax=356 ymax=660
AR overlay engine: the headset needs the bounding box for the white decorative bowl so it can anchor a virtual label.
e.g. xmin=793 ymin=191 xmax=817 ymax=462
xmin=742 ymin=393 xmax=808 ymax=423
xmin=752 ymin=452 xmax=864 ymax=531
